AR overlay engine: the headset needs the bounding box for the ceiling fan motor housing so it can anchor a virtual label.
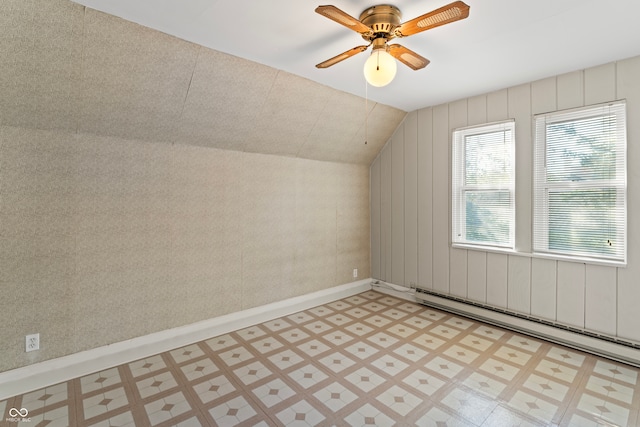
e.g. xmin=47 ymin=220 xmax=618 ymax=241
xmin=359 ymin=5 xmax=402 ymax=41
xmin=314 ymin=1 xmax=469 ymax=71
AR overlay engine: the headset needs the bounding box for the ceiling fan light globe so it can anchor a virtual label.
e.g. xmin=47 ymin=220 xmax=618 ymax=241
xmin=363 ymin=49 xmax=397 ymax=87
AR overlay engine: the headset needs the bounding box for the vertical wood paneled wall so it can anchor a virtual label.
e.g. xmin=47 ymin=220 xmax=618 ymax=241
xmin=370 ymin=55 xmax=640 ymax=343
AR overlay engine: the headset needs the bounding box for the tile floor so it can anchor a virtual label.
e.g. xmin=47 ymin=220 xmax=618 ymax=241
xmin=2 ymin=290 xmax=640 ymax=426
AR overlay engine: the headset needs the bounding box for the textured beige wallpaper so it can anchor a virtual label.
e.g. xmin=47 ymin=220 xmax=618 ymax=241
xmin=0 ymin=125 xmax=370 ymax=372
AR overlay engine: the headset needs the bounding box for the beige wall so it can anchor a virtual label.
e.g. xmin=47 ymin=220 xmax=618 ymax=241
xmin=0 ymin=126 xmax=370 ymax=372
xmin=371 ymin=55 xmax=640 ymax=344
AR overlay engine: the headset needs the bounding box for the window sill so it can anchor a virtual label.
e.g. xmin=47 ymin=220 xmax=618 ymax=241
xmin=451 ymin=243 xmax=516 ymax=255
xmin=531 ymin=251 xmax=626 ymax=268
xmin=451 ymin=243 xmax=627 ymax=268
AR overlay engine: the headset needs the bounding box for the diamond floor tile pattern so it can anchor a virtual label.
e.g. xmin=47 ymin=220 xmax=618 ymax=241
xmin=3 ymin=290 xmax=640 ymax=426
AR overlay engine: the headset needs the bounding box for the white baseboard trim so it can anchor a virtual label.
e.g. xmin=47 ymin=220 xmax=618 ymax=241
xmin=371 ymin=281 xmax=417 ymax=302
xmin=0 ymin=279 xmax=372 ymax=400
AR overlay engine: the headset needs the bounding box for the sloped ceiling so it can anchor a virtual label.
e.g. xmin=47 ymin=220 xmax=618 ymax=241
xmin=0 ymin=0 xmax=405 ymax=165
xmin=5 ymin=1 xmax=640 ymax=166
xmin=71 ymin=0 xmax=640 ymax=113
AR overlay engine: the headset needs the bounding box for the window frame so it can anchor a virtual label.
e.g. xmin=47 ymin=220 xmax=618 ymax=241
xmin=451 ymin=120 xmax=516 ymax=251
xmin=532 ymin=101 xmax=627 ymax=266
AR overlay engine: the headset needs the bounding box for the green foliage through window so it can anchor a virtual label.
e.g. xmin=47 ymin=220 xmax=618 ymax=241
xmin=533 ymin=102 xmax=626 ymax=264
xmin=452 ymin=121 xmax=515 ymax=249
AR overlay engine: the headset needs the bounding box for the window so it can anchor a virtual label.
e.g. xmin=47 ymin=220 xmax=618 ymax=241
xmin=533 ymin=101 xmax=627 ymax=265
xmin=452 ymin=121 xmax=515 ymax=249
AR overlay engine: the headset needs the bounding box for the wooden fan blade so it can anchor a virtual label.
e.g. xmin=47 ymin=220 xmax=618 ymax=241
xmin=316 ymin=45 xmax=368 ymax=68
xmin=388 ymin=44 xmax=430 ymax=70
xmin=315 ymin=5 xmax=373 ymax=35
xmin=395 ymin=1 xmax=470 ymax=37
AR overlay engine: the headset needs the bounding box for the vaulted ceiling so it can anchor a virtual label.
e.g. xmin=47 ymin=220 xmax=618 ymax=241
xmin=71 ymin=0 xmax=640 ymax=113
xmin=3 ymin=0 xmax=640 ymax=165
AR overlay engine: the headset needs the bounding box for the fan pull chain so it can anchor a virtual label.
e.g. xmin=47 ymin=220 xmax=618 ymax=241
xmin=364 ymin=81 xmax=368 ymax=145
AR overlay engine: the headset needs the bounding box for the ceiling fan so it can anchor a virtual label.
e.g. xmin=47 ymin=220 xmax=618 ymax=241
xmin=315 ymin=1 xmax=470 ymax=86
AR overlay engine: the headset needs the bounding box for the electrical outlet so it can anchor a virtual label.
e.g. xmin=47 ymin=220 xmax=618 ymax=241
xmin=353 ymin=268 xmax=358 ymax=278
xmin=26 ymin=333 xmax=39 ymax=352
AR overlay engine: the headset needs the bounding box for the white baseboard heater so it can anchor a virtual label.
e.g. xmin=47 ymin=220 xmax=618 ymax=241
xmin=389 ymin=283 xmax=640 ymax=368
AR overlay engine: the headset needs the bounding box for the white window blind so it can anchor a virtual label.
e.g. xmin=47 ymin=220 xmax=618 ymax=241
xmin=452 ymin=120 xmax=515 ymax=249
xmin=533 ymin=101 xmax=627 ymax=265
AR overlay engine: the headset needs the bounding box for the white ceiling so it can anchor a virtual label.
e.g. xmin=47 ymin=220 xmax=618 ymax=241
xmin=72 ymin=0 xmax=640 ymax=112
xmin=4 ymin=0 xmax=640 ymax=167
